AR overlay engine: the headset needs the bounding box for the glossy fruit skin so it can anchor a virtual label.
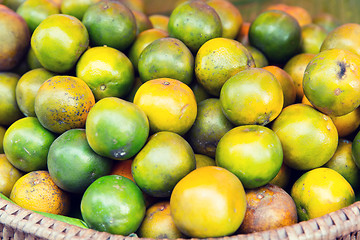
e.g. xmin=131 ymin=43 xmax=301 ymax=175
xmin=238 ymin=184 xmax=297 ymax=233
xmin=3 ymin=117 xmax=56 ymax=172
xmin=34 ymin=75 xmax=95 ymax=134
xmin=110 ymin=159 xmax=134 ymax=182
xmin=31 ymin=14 xmax=89 ymax=73
xmin=216 ymin=125 xmax=283 ymax=189
xmin=60 ymin=0 xmax=101 ymax=20
xmin=249 ymin=10 xmax=301 ymax=64
xmin=303 ymin=49 xmax=360 ymax=117
xmin=247 ymin=46 xmax=268 ymax=68
xmin=194 ymin=154 xmax=215 ymax=168
xmin=138 ymin=37 xmax=194 ymax=85
xmin=168 ymin=0 xmax=222 ymax=53
xmin=0 ymin=154 xmax=23 ymax=197
xmin=15 ymin=68 xmax=55 ymax=117
xmin=220 ymin=68 xmax=283 ymax=126
xmin=170 ymin=166 xmax=246 ymax=238
xmin=271 ymin=104 xmax=338 ymax=170
xmin=0 ymin=72 xmax=23 ymax=126
xmin=16 ymin=0 xmax=60 ymax=33
xmin=291 ymin=168 xmax=355 ymax=221
xmin=128 ymin=28 xmax=168 ymax=71
xmin=80 ymin=175 xmax=146 ymax=235
xmin=132 ymin=131 xmax=196 ymax=197
xmin=132 ymin=10 xmax=152 ymax=35
xmin=48 ymin=129 xmax=113 ymax=193
xmin=321 ymin=23 xmax=360 ymax=56
xmin=283 ymin=53 xmax=315 ymax=101
xmin=195 ymin=37 xmax=255 ymax=96
xmin=0 ymin=7 xmax=30 ymax=71
xmin=186 ymin=98 xmax=233 ymax=158
xmin=148 ymin=14 xmax=169 ymax=32
xmin=263 ymin=65 xmax=296 ymax=108
xmin=82 ymin=0 xmax=136 ymax=51
xmin=110 ymin=159 xmax=156 ymax=207
xmin=10 ymin=170 xmax=70 ymax=215
xmin=26 ymin=47 xmax=42 ymax=70
xmin=133 ymin=78 xmax=197 ymax=136
xmin=330 ymin=108 xmax=360 ymax=138
xmin=300 ymin=23 xmax=327 ymax=54
xmin=85 ymin=97 xmax=149 ymax=160
xmin=137 ymin=201 xmax=185 ymax=239
xmin=206 ymin=0 xmax=242 ymax=39
xmin=76 ymin=46 xmax=134 ymax=100
xmin=326 ymin=139 xmax=359 ymax=190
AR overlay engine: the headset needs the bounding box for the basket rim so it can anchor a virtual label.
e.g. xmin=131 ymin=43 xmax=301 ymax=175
xmin=0 ymin=197 xmax=359 ymax=240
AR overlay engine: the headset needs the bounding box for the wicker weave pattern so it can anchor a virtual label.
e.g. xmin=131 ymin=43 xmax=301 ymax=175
xmin=0 ymin=198 xmax=360 ymax=240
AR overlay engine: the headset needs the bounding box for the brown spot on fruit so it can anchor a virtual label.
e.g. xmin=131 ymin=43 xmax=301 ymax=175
xmin=334 ymin=88 xmax=343 ymax=96
xmin=337 ymin=61 xmax=346 ymax=79
xmin=238 ymin=184 xmax=297 ymax=234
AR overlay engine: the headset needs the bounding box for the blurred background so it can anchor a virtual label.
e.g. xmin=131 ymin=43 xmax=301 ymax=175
xmin=144 ymin=0 xmax=360 ymax=24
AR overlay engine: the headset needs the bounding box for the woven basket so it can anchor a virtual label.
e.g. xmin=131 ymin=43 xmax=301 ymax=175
xmin=1 ymin=197 xmax=360 ymax=240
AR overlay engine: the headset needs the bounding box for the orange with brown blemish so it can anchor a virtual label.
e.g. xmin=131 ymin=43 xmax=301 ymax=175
xmin=34 ymin=75 xmax=95 ymax=134
xmin=238 ymin=184 xmax=297 ymax=234
xmin=195 ymin=37 xmax=255 ymax=96
xmin=10 ymin=170 xmax=70 ymax=215
xmin=303 ymin=49 xmax=360 ymax=116
xmin=138 ymin=201 xmax=185 ymax=239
